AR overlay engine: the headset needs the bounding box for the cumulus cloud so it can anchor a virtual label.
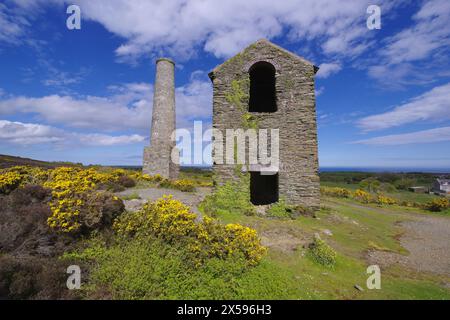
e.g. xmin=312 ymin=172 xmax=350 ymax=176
xmin=8 ymin=0 xmax=390 ymax=61
xmin=0 ymin=83 xmax=153 ymax=132
xmin=316 ymin=62 xmax=342 ymax=79
xmin=0 ymin=120 xmax=145 ymax=146
xmin=357 ymin=82 xmax=450 ymax=131
xmin=176 ymin=71 xmax=212 ymax=127
xmin=0 ymin=74 xmax=212 ymax=134
xmin=94 ymin=0 xmax=381 ymax=60
xmin=352 ymin=126 xmax=450 ymax=145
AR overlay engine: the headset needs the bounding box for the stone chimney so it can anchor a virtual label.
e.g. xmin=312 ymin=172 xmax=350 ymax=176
xmin=143 ymin=58 xmax=179 ymax=179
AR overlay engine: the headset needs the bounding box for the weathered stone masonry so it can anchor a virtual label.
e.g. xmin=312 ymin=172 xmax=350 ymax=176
xmin=209 ymin=39 xmax=320 ymax=209
xmin=143 ymin=58 xmax=179 ymax=179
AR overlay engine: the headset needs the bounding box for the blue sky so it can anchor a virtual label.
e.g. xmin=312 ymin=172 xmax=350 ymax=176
xmin=0 ymin=0 xmax=449 ymax=169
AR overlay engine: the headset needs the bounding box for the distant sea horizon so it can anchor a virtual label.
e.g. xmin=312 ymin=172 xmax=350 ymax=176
xmin=319 ymin=167 xmax=450 ymax=173
xmin=119 ymin=165 xmax=450 ymax=174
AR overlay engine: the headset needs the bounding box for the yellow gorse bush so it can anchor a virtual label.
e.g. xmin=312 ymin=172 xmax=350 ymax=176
xmin=0 ymin=166 xmax=51 ymax=193
xmin=0 ymin=171 xmax=23 ymax=194
xmin=375 ymin=194 xmax=397 ymax=206
xmin=320 ymin=186 xmax=351 ymax=198
xmin=1 ymin=165 xmax=204 ymax=233
xmin=322 ymin=186 xmax=401 ymax=208
xmin=352 ymin=189 xmax=373 ymax=204
xmin=114 ymin=195 xmax=267 ymax=266
xmin=425 ymin=198 xmax=450 ymax=212
xmin=114 ymin=195 xmax=198 ymax=240
xmin=44 ymin=167 xmax=117 ymax=233
xmin=172 ymin=179 xmax=196 ymax=192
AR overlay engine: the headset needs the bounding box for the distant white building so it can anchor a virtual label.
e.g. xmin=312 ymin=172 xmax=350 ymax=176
xmin=432 ymin=179 xmax=450 ymax=194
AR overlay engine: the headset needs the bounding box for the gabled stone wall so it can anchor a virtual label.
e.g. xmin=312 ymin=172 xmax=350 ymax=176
xmin=209 ymin=39 xmax=320 ymax=209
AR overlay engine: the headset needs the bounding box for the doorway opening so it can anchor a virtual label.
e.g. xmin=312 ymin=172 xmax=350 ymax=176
xmin=250 ymin=172 xmax=279 ymax=205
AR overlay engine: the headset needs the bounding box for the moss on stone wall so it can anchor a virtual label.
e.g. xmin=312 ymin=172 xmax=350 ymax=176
xmin=225 ymin=79 xmax=258 ymax=130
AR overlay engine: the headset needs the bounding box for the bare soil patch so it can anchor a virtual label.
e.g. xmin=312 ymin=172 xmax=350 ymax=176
xmin=367 ymin=214 xmax=450 ymax=277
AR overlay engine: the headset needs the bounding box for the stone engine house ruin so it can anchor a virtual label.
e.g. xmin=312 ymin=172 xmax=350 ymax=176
xmin=208 ymin=39 xmax=320 ymax=209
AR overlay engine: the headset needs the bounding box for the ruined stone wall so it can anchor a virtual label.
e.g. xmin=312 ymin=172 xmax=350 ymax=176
xmin=210 ymin=40 xmax=320 ymax=208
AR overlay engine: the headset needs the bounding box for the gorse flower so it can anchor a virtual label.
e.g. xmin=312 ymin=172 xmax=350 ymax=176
xmin=0 ymin=171 xmax=23 ymax=194
xmin=114 ymin=196 xmax=266 ymax=266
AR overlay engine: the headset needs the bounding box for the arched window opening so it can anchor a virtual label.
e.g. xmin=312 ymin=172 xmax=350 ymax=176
xmin=249 ymin=62 xmax=277 ymax=112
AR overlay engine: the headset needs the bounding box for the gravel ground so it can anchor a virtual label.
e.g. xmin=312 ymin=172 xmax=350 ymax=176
xmin=367 ymin=214 xmax=450 ymax=277
xmin=327 ymin=200 xmax=450 ymax=277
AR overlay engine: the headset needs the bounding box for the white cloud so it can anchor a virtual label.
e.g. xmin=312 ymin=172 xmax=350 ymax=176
xmin=352 ymin=126 xmax=450 ymax=145
xmin=11 ymin=0 xmax=389 ymax=61
xmin=77 ymin=133 xmax=145 ymax=146
xmin=381 ymin=0 xmax=450 ymax=65
xmin=0 ymin=3 xmax=26 ymax=44
xmin=315 ymin=86 xmax=325 ymax=96
xmin=357 ymin=82 xmax=450 ymax=131
xmin=176 ymin=73 xmax=212 ymax=126
xmin=316 ymin=62 xmax=342 ymax=79
xmin=0 ymin=73 xmax=212 ymax=133
xmin=367 ymin=0 xmax=450 ymax=85
xmin=0 ymin=83 xmax=153 ymax=132
xmin=0 ymin=120 xmax=145 ymax=146
xmin=39 ymin=60 xmax=90 ymax=88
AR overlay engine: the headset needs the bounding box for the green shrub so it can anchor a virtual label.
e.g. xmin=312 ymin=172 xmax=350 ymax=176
xmin=200 ymin=175 xmax=255 ymax=217
xmin=308 ymin=235 xmax=337 ymax=267
xmin=63 ymin=236 xmax=291 ymax=300
xmin=359 ymin=177 xmax=381 ymax=193
xmin=267 ymin=198 xmax=293 ymax=218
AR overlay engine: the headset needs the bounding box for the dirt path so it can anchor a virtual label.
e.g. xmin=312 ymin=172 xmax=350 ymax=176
xmin=330 ymin=200 xmax=450 ymax=277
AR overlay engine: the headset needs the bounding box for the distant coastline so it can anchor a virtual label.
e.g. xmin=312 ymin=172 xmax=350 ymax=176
xmin=1 ymin=154 xmax=449 ymax=173
xmin=319 ymin=167 xmax=450 ymax=173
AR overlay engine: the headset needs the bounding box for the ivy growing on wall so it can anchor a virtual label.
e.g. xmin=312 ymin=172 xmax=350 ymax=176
xmin=225 ymin=79 xmax=259 ymax=130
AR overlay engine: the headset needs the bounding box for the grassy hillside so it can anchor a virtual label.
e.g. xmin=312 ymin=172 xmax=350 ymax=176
xmin=0 ymin=154 xmax=81 ymax=169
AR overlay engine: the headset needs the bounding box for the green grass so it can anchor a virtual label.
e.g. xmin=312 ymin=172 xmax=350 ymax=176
xmin=199 ymin=195 xmax=450 ymax=299
xmin=64 ymin=179 xmax=450 ymax=300
xmin=120 ymin=192 xmax=141 ymax=201
xmin=179 ymin=167 xmax=213 ymax=186
xmin=321 ymin=181 xmax=445 ymax=204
